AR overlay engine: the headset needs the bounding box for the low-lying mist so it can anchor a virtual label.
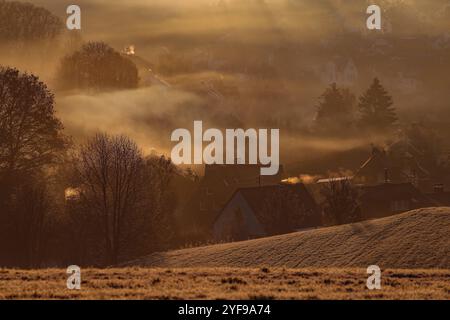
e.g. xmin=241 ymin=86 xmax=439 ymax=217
xmin=4 ymin=0 xmax=450 ymax=174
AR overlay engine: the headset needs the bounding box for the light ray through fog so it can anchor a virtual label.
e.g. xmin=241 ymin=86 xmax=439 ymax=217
xmin=8 ymin=0 xmax=450 ymax=168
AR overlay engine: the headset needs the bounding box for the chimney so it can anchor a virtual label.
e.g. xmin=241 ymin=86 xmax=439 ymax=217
xmin=433 ymin=184 xmax=444 ymax=193
xmin=384 ymin=168 xmax=390 ymax=183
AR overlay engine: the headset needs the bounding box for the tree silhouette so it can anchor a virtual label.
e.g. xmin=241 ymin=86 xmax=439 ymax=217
xmin=74 ymin=133 xmax=144 ymax=265
xmin=320 ymin=179 xmax=361 ymax=225
xmin=0 ymin=0 xmax=63 ymax=42
xmin=0 ymin=67 xmax=67 ymax=175
xmin=315 ymin=83 xmax=356 ymax=133
xmin=0 ymin=67 xmax=66 ymax=267
xmin=7 ymin=174 xmax=51 ymax=267
xmin=57 ymin=42 xmax=139 ymax=91
xmin=358 ymin=78 xmax=397 ymax=132
xmin=72 ymin=134 xmax=179 ymax=265
xmin=139 ymin=155 xmax=177 ymax=251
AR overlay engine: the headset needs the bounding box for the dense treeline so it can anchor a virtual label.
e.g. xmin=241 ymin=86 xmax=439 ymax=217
xmin=0 ymin=67 xmax=175 ymax=267
xmin=0 ymin=1 xmax=171 ymax=267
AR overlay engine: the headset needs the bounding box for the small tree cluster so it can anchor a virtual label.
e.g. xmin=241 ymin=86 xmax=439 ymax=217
xmin=0 ymin=67 xmax=176 ymax=267
xmin=315 ymin=78 xmax=398 ymax=135
xmin=57 ymin=42 xmax=139 ymax=91
xmin=61 ymin=134 xmax=177 ymax=265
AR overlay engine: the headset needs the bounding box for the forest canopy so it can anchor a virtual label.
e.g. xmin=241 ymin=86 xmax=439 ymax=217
xmin=57 ymin=42 xmax=139 ymax=91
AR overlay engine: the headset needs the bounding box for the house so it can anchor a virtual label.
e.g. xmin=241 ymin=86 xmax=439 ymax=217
xmin=353 ymin=144 xmax=431 ymax=190
xmin=307 ymin=179 xmax=432 ymax=222
xmin=426 ymin=184 xmax=450 ymax=206
xmin=184 ymin=163 xmax=284 ymax=230
xmin=318 ymin=58 xmax=359 ymax=87
xmin=213 ymin=183 xmax=320 ymax=241
xmin=357 ymin=182 xmax=433 ymax=220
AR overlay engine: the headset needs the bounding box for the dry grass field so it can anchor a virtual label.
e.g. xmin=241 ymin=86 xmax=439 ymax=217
xmin=1 ymin=208 xmax=448 ymax=300
xmin=0 ymin=267 xmax=449 ymax=300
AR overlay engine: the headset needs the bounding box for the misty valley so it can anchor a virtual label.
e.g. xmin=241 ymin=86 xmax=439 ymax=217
xmin=0 ymin=0 xmax=449 ymax=303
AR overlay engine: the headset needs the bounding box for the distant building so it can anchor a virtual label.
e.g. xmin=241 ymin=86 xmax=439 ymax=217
xmin=353 ymin=144 xmax=431 ymax=190
xmin=213 ymin=184 xmax=320 ymax=241
xmin=319 ymin=58 xmax=359 ymax=87
xmin=426 ymin=184 xmax=450 ymax=207
xmin=395 ymin=72 xmax=421 ymax=95
xmin=184 ymin=164 xmax=284 ymax=233
xmin=357 ymin=182 xmax=433 ymax=220
xmin=307 ymin=180 xmax=432 ymax=222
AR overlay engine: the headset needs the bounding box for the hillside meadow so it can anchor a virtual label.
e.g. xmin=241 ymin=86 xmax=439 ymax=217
xmin=128 ymin=208 xmax=450 ymax=269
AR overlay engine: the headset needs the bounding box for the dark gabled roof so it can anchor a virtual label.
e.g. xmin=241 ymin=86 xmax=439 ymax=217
xmin=358 ymin=183 xmax=432 ymax=204
xmin=200 ymin=163 xmax=284 ymax=210
xmin=239 ymin=184 xmax=317 ymax=214
xmin=354 ymin=148 xmax=387 ymax=176
xmin=217 ymin=183 xmax=320 ymax=228
xmin=388 ymin=139 xmax=424 ymax=159
xmin=355 ymin=145 xmax=430 ymax=182
xmin=426 ymin=192 xmax=450 ymax=206
xmin=203 ymin=164 xmax=284 ymax=185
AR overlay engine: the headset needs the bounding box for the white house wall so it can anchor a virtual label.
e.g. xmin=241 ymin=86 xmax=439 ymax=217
xmin=213 ymin=192 xmax=266 ymax=241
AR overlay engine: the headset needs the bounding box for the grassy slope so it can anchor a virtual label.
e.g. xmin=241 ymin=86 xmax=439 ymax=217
xmin=129 ymin=208 xmax=450 ymax=269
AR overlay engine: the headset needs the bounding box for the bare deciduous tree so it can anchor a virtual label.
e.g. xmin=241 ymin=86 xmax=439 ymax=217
xmin=75 ymin=133 xmax=143 ymax=265
xmin=320 ymin=179 xmax=362 ymax=225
